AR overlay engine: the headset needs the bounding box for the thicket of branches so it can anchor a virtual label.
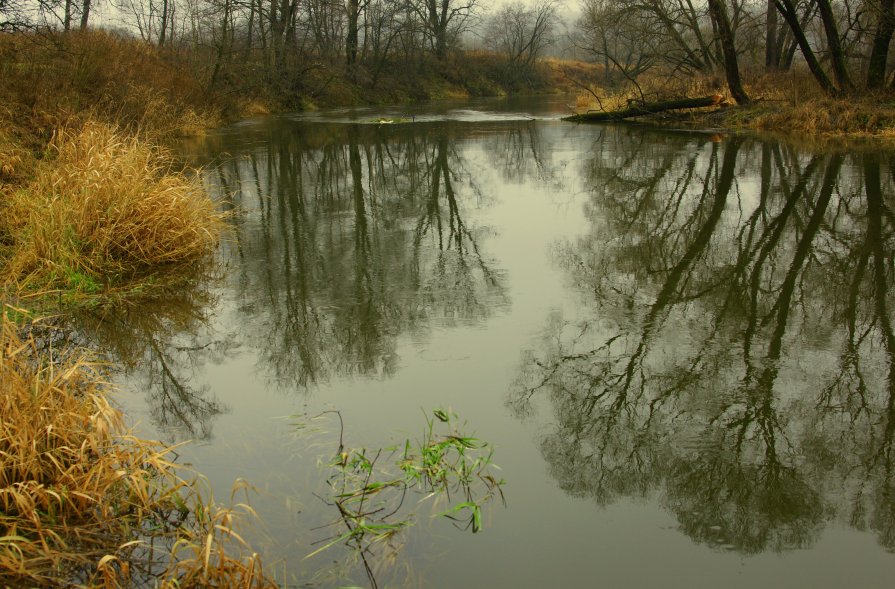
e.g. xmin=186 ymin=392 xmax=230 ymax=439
xmin=3 ymin=0 xmax=893 ymax=107
xmin=0 ymin=0 xmax=566 ymax=100
xmin=575 ymin=0 xmax=895 ymax=102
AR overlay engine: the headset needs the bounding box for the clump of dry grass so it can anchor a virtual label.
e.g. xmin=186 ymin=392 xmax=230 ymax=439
xmin=0 ymin=308 xmax=277 ymax=588
xmin=738 ymin=95 xmax=895 ymax=136
xmin=0 ymin=131 xmax=33 ymax=187
xmin=103 ymin=84 xmax=217 ymax=142
xmin=1 ymin=122 xmax=224 ymax=295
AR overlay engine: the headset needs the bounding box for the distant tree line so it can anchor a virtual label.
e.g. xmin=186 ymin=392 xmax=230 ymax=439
xmin=0 ymin=0 xmax=565 ymax=94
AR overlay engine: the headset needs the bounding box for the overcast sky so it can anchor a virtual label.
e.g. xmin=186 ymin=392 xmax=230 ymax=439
xmin=89 ymin=0 xmax=582 ymax=40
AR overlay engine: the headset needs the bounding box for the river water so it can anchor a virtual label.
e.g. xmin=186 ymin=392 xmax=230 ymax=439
xmin=92 ymin=97 xmax=895 ymax=587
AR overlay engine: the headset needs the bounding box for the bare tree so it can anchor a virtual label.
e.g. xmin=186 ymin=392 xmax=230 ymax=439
xmin=346 ymin=0 xmax=369 ymax=65
xmin=270 ymin=0 xmax=299 ymax=69
xmin=0 ymin=0 xmax=64 ymax=30
xmin=575 ymin=0 xmax=728 ymax=78
xmin=304 ymin=0 xmax=344 ymax=60
xmin=405 ymin=0 xmax=478 ymax=59
xmin=773 ymin=0 xmax=840 ymax=94
xmin=575 ymin=0 xmax=657 ymax=83
xmin=708 ymin=0 xmax=750 ymax=103
xmin=486 ymin=0 xmax=559 ymax=66
xmin=79 ymin=0 xmax=90 ymax=27
xmin=866 ymin=0 xmax=895 ymax=88
xmin=367 ymin=0 xmax=406 ymax=84
xmin=816 ymin=0 xmax=853 ymax=90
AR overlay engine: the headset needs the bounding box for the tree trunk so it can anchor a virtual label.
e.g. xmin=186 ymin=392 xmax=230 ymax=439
xmin=245 ymin=0 xmax=255 ymax=60
xmin=765 ymin=0 xmax=779 ymax=68
xmin=868 ymin=0 xmax=895 ymax=89
xmin=159 ymin=0 xmax=169 ymax=46
xmin=563 ymin=95 xmax=723 ymax=122
xmin=79 ymin=0 xmax=91 ymax=29
xmin=773 ymin=0 xmax=839 ymax=95
xmin=708 ymin=0 xmax=751 ymax=104
xmin=434 ymin=26 xmax=447 ymax=59
xmin=431 ymin=0 xmax=448 ymax=60
xmin=780 ymin=28 xmax=799 ymax=69
xmin=210 ymin=0 xmax=232 ymax=88
xmin=347 ymin=0 xmax=360 ymax=65
xmin=64 ymin=0 xmax=73 ymax=31
xmin=816 ymin=0 xmax=853 ymax=91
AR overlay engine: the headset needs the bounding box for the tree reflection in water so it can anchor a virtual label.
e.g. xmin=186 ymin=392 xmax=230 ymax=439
xmin=82 ymin=120 xmax=535 ymax=445
xmin=204 ymin=122 xmax=509 ymax=391
xmin=511 ymin=133 xmax=895 ymax=554
xmin=74 ymin=266 xmax=232 ymax=441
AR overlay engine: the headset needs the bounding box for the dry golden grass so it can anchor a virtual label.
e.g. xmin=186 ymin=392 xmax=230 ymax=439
xmin=720 ymin=70 xmax=895 ymax=137
xmin=568 ymin=68 xmax=895 ymax=136
xmin=742 ymin=69 xmax=826 ymax=103
xmin=1 ymin=122 xmax=224 ymax=295
xmin=0 ymin=30 xmax=229 ymax=301
xmin=0 ymin=308 xmax=277 ymax=588
xmin=0 ymin=30 xmax=222 ymax=144
xmin=0 ymin=127 xmax=33 ymax=187
xmin=735 ymin=96 xmax=895 ymax=136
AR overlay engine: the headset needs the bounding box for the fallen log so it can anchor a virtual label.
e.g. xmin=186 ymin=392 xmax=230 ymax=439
xmin=563 ymin=95 xmax=723 ymax=123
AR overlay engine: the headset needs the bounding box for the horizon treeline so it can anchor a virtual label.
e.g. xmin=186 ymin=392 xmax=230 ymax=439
xmin=0 ymin=1 xmax=570 ymax=100
xmin=1 ymin=1 xmax=894 ymax=103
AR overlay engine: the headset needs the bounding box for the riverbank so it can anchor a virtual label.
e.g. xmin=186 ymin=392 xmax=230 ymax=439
xmin=0 ymin=30 xmax=260 ymax=587
xmin=568 ymin=70 xmax=895 ymax=139
xmin=0 ymin=309 xmax=280 ymax=588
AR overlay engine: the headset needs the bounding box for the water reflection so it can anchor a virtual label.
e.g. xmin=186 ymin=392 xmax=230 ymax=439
xmin=511 ymin=134 xmax=895 ymax=554
xmin=75 ymin=268 xmax=232 ymax=440
xmin=87 ymin=111 xmax=895 ymax=578
xmin=203 ymin=122 xmax=509 ymax=391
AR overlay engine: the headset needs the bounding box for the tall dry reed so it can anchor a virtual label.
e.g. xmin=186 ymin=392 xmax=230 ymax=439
xmin=0 ymin=309 xmax=277 ymax=587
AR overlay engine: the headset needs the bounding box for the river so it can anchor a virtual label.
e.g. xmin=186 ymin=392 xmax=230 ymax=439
xmin=86 ymin=97 xmax=895 ymax=588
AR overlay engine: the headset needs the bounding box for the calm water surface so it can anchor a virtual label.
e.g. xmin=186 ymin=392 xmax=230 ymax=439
xmin=90 ymin=97 xmax=895 ymax=587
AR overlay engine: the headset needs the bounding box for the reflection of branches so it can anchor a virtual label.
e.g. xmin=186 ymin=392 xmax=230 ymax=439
xmin=74 ymin=267 xmax=233 ymax=441
xmin=203 ymin=122 xmax=510 ymax=391
xmin=512 ymin=134 xmax=895 ymax=555
xmin=411 ymin=134 xmax=506 ymax=325
xmin=145 ymin=337 xmax=225 ymax=441
xmin=856 ymin=155 xmax=895 ymax=549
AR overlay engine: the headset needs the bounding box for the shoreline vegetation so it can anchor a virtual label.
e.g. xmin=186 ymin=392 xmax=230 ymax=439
xmin=1 ymin=310 xmax=278 ymax=588
xmin=1 ymin=0 xmax=895 ymax=581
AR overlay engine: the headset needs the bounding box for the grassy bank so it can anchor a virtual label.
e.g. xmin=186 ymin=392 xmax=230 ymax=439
xmin=0 ymin=30 xmax=256 ymax=587
xmin=0 ymin=310 xmax=277 ymax=587
xmin=0 ymin=31 xmax=230 ymax=306
xmin=2 ymin=123 xmax=223 ymax=299
xmin=570 ymin=69 xmax=895 ymax=138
